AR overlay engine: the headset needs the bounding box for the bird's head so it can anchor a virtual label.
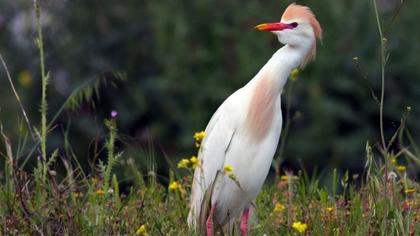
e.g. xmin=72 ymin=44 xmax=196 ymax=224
xmin=255 ymin=3 xmax=322 ymax=67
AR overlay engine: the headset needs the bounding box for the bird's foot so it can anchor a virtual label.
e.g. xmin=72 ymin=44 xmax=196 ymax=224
xmin=206 ymin=218 xmax=213 ymax=236
xmin=206 ymin=204 xmax=216 ymax=236
xmin=240 ymin=208 xmax=250 ymax=236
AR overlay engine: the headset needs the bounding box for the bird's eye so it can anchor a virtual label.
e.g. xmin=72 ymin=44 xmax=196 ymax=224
xmin=290 ymin=22 xmax=298 ymax=28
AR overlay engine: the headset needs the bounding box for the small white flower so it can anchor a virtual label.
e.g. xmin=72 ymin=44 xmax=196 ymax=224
xmin=387 ymin=171 xmax=397 ymax=180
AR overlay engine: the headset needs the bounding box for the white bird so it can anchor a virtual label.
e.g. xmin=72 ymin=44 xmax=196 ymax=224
xmin=187 ymin=3 xmax=322 ymax=235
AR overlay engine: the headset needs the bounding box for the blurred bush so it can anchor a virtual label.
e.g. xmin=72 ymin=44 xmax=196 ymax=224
xmin=0 ymin=0 xmax=418 ymax=174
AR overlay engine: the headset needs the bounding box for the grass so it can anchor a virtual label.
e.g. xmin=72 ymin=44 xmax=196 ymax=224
xmin=0 ymin=0 xmax=419 ymax=235
xmin=1 ymin=139 xmax=419 ymax=235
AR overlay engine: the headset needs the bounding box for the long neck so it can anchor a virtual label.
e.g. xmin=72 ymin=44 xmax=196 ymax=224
xmin=244 ymin=44 xmax=308 ymax=140
xmin=257 ymin=44 xmax=307 ymax=92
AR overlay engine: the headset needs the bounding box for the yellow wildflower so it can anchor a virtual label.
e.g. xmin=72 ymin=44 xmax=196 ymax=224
xmin=396 ymin=165 xmax=406 ymax=171
xmin=324 ymin=207 xmax=334 ymax=213
xmin=194 ymin=131 xmax=206 ymax=148
xmin=292 ymin=221 xmax=308 ymax=233
xmin=280 ymin=175 xmax=289 ymax=181
xmin=190 ymin=156 xmax=200 ymax=168
xmin=193 ymin=131 xmax=206 ymax=142
xmin=403 ymin=200 xmax=413 ymax=208
xmin=17 ymin=70 xmax=32 ymax=88
xmin=177 ymin=159 xmax=190 ymax=169
xmin=404 ymin=188 xmax=415 ymax=194
xmin=224 ymin=164 xmax=233 ymax=173
xmin=136 ymin=224 xmax=147 ymax=236
xmin=290 ymin=68 xmax=300 ymax=81
xmin=96 ymin=189 xmax=105 ymax=196
xmin=228 ymin=173 xmax=237 ymax=180
xmin=169 ymin=181 xmax=180 ymax=190
xmin=273 ymin=203 xmax=285 ymax=213
xmin=390 ymin=157 xmax=397 ymax=165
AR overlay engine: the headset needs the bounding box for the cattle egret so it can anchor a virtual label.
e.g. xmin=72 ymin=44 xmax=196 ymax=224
xmin=187 ymin=3 xmax=322 ymax=235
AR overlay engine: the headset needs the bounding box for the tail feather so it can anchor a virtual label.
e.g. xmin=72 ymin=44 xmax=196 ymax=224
xmin=188 ymin=170 xmax=223 ymax=233
xmin=187 ymin=168 xmax=204 ymax=230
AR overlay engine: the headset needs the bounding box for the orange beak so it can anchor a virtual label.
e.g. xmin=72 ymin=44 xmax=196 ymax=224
xmin=255 ymin=22 xmax=293 ymax=31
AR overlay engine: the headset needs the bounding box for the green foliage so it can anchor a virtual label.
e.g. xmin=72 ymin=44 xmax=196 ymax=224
xmin=0 ymin=1 xmax=419 ymax=173
xmin=65 ymin=71 xmax=127 ymax=111
xmin=1 ymin=131 xmax=419 ymax=235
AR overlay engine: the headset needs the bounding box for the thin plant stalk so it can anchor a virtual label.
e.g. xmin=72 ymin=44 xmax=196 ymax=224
xmin=274 ymin=75 xmax=298 ymax=176
xmin=287 ymin=172 xmax=293 ymax=228
xmin=103 ymin=119 xmax=117 ymax=195
xmin=34 ymin=0 xmax=49 ymax=183
xmin=372 ymin=0 xmax=388 ymax=232
xmin=372 ymin=0 xmax=387 ymax=152
xmin=0 ymin=54 xmax=36 ymax=143
xmin=275 ymin=81 xmax=295 ymax=176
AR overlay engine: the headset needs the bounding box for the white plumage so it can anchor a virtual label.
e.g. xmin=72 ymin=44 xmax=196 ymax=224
xmin=187 ymin=3 xmax=322 ymax=235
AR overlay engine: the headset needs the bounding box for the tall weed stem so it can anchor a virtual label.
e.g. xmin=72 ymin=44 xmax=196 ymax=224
xmin=34 ymin=0 xmax=49 ymax=183
xmin=372 ymin=0 xmax=388 ymax=232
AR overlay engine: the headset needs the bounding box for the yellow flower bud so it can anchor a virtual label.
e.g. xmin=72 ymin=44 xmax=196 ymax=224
xmin=177 ymin=159 xmax=190 ymax=169
xmin=292 ymin=221 xmax=308 ymax=233
xmin=290 ymin=68 xmax=300 ymax=81
xmin=169 ymin=181 xmax=181 ymax=190
xmin=136 ymin=224 xmax=147 ymax=236
xmin=223 ymin=164 xmax=233 ymax=173
xmin=190 ymin=156 xmax=200 ymax=168
xmin=273 ymin=203 xmax=285 ymax=213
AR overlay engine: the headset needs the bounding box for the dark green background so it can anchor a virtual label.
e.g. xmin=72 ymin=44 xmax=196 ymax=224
xmin=0 ymin=0 xmax=419 ymax=178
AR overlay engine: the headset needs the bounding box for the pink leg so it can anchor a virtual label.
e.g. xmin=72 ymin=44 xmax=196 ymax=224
xmin=206 ymin=204 xmax=216 ymax=236
xmin=240 ymin=208 xmax=250 ymax=236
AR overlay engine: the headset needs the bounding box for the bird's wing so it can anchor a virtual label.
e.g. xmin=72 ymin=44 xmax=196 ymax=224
xmin=198 ymin=104 xmax=235 ymax=188
xmin=188 ymin=94 xmax=238 ymax=227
